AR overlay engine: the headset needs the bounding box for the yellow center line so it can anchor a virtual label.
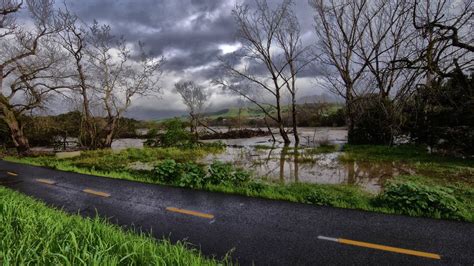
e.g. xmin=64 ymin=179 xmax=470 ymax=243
xmin=35 ymin=178 xmax=56 ymax=185
xmin=166 ymin=207 xmax=214 ymax=219
xmin=317 ymin=235 xmax=440 ymax=260
xmin=6 ymin=172 xmax=18 ymax=176
xmin=82 ymin=189 xmax=111 ymax=198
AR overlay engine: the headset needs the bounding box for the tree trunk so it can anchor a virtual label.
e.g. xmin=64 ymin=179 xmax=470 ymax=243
xmin=2 ymin=108 xmax=30 ymax=155
xmin=103 ymin=117 xmax=118 ymax=148
xmin=345 ymin=85 xmax=355 ymax=143
xmin=279 ymin=124 xmax=291 ymax=145
xmin=275 ymin=91 xmax=291 ymax=145
xmin=291 ymin=93 xmax=299 ymax=145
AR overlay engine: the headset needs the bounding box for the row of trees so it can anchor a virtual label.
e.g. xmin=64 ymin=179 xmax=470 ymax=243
xmin=0 ymin=0 xmax=163 ymax=154
xmin=1 ymin=0 xmax=472 ymax=154
xmin=311 ymin=0 xmax=473 ymax=146
xmin=214 ymin=0 xmax=472 ymax=151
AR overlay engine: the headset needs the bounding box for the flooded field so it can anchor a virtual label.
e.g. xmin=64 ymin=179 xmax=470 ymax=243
xmin=35 ymin=127 xmax=417 ymax=193
xmin=200 ymin=128 xmax=415 ymax=193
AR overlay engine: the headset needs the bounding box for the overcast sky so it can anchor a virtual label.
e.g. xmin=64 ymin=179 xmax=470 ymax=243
xmin=62 ymin=0 xmax=323 ymax=120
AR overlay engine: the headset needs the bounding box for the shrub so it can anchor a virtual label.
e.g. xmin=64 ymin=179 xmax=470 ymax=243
xmin=206 ymin=161 xmax=250 ymax=186
xmin=154 ymin=159 xmax=180 ymax=183
xmin=304 ymin=188 xmax=335 ymax=205
xmin=374 ymin=181 xmax=465 ymax=220
xmin=178 ymin=163 xmax=207 ymax=188
xmin=349 ymin=95 xmax=398 ymax=145
xmin=146 ymin=119 xmax=195 ymax=147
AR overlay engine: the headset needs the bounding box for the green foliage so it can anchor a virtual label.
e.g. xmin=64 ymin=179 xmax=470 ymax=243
xmin=153 ymin=160 xmax=250 ymax=188
xmin=207 ymin=161 xmax=250 ymax=186
xmin=146 ymin=119 xmax=195 ymax=147
xmin=349 ymin=95 xmax=398 ymax=145
xmin=305 ymin=144 xmax=338 ymax=155
xmin=178 ymin=163 xmax=207 ymax=188
xmin=154 ymin=159 xmax=181 ymax=183
xmin=0 ymin=187 xmax=221 ymax=265
xmin=374 ymin=180 xmax=467 ymax=220
xmin=153 ymin=160 xmax=207 ymax=188
xmin=404 ymin=73 xmax=474 ymax=155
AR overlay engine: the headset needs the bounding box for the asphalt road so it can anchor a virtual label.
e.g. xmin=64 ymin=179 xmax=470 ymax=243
xmin=0 ymin=160 xmax=473 ymax=265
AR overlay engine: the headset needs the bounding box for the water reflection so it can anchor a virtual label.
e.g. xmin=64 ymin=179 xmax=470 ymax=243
xmin=201 ymin=145 xmax=415 ymax=193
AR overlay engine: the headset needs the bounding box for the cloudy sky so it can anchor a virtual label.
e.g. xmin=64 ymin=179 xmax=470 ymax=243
xmin=63 ymin=0 xmax=323 ymax=120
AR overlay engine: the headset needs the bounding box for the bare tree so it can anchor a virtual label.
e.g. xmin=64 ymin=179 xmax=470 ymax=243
xmin=311 ymin=0 xmax=472 ymax=144
xmin=218 ymin=0 xmax=309 ymax=145
xmin=0 ymin=0 xmax=62 ymax=154
xmin=398 ymin=0 xmax=473 ymax=85
xmin=57 ymin=8 xmax=163 ymax=149
xmin=56 ymin=7 xmax=98 ymax=148
xmin=174 ymin=80 xmax=208 ymax=135
xmin=87 ymin=22 xmax=163 ymax=147
xmin=310 ymin=0 xmax=372 ymax=135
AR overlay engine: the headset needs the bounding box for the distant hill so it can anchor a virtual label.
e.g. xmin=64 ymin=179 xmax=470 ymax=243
xmin=297 ymin=93 xmax=343 ymax=104
xmin=202 ymin=106 xmax=266 ymax=119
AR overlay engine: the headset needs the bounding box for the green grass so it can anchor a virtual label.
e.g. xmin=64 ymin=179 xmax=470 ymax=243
xmin=305 ymin=144 xmax=338 ymax=155
xmin=5 ymin=144 xmax=474 ymax=223
xmin=0 ymin=187 xmax=224 ymax=265
xmin=254 ymin=145 xmax=275 ymax=150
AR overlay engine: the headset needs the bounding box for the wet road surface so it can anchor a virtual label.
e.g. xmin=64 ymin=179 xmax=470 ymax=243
xmin=1 ymin=160 xmax=473 ymax=265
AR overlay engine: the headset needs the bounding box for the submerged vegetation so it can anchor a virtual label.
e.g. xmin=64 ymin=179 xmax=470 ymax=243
xmin=0 ymin=187 xmax=222 ymax=265
xmin=6 ymin=144 xmax=474 ymax=222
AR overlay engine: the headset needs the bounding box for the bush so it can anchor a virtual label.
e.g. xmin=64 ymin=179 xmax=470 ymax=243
xmin=304 ymin=188 xmax=335 ymax=205
xmin=349 ymin=95 xmax=398 ymax=145
xmin=206 ymin=161 xmax=250 ymax=186
xmin=146 ymin=119 xmax=195 ymax=147
xmin=153 ymin=160 xmax=251 ymax=188
xmin=403 ymin=73 xmax=474 ymax=156
xmin=154 ymin=159 xmax=181 ymax=183
xmin=374 ymin=181 xmax=465 ymax=220
xmin=178 ymin=163 xmax=207 ymax=188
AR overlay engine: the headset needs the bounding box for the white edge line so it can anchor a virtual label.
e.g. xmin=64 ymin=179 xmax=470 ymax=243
xmin=317 ymin=235 xmax=338 ymax=242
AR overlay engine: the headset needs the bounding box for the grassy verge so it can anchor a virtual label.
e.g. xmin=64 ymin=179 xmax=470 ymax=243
xmin=5 ymin=145 xmax=474 ymax=222
xmin=0 ymin=187 xmax=224 ymax=265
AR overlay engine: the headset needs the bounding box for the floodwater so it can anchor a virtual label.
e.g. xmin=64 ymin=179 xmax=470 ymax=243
xmin=200 ymin=128 xmax=414 ymax=193
xmin=34 ymin=127 xmax=413 ymax=193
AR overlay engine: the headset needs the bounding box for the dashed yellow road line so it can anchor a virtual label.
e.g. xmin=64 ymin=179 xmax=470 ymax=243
xmin=82 ymin=189 xmax=111 ymax=197
xmin=318 ymin=236 xmax=441 ymax=260
xmin=166 ymin=207 xmax=214 ymax=219
xmin=35 ymin=178 xmax=56 ymax=185
xmin=6 ymin=171 xmax=18 ymax=176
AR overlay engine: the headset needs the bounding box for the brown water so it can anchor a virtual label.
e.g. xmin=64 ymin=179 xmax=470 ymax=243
xmin=200 ymin=145 xmax=415 ymax=193
xmin=36 ymin=127 xmax=414 ymax=193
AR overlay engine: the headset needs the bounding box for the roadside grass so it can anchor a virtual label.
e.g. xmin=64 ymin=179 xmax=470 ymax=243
xmin=0 ymin=187 xmax=224 ymax=265
xmin=5 ymin=144 xmax=474 ymax=223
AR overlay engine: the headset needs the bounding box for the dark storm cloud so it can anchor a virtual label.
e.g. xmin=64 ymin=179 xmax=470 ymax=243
xmin=59 ymin=0 xmax=320 ymax=119
xmin=65 ymin=0 xmax=315 ymax=74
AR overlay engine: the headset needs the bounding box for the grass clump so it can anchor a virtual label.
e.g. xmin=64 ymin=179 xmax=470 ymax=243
xmin=254 ymin=145 xmax=274 ymax=150
xmin=0 ymin=187 xmax=223 ymax=265
xmin=373 ymin=179 xmax=472 ymax=221
xmin=305 ymin=144 xmax=338 ymax=155
xmin=153 ymin=160 xmax=250 ymax=188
